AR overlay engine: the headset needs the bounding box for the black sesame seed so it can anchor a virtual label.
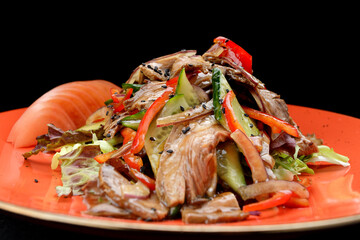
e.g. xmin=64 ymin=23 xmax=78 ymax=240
xmin=141 ymin=63 xmax=146 ymax=66
xmin=222 ymin=107 xmax=226 ymax=114
xmin=158 ymin=151 xmax=163 ymax=154
xmin=226 ymin=89 xmax=230 ymax=93
xmin=169 ymin=94 xmax=175 ymax=99
xmin=147 ymin=65 xmax=153 ymax=69
xmin=150 ymin=136 xmax=156 ymax=141
xmin=166 ymin=149 xmax=174 ymax=153
xmin=141 ymin=100 xmax=146 ymax=102
xmin=140 ymin=166 xmax=145 ymax=173
xmin=249 ymin=123 xmax=254 ymax=128
xmin=34 ymin=179 xmax=38 ymax=183
xmin=244 ymin=113 xmax=249 ymax=117
xmin=202 ymin=103 xmax=207 ymax=110
xmin=180 ymin=105 xmax=185 ymax=111
xmin=161 ymin=85 xmax=167 ymax=89
xmin=219 ymin=99 xmax=224 ymax=104
xmin=106 ymin=133 xmax=111 ymax=138
xmin=182 ymin=126 xmax=191 ymax=134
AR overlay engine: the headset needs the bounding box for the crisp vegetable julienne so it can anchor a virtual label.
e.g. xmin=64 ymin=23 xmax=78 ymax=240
xmin=24 ymin=36 xmax=350 ymax=224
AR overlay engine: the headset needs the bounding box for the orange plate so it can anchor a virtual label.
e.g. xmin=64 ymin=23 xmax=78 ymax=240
xmin=0 ymin=105 xmax=359 ymax=233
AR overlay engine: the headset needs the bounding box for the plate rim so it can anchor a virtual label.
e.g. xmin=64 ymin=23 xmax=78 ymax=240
xmin=1 ymin=199 xmax=360 ymax=233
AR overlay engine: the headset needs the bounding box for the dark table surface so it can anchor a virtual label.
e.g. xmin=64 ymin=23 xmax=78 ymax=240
xmin=2 ymin=7 xmax=359 ymax=239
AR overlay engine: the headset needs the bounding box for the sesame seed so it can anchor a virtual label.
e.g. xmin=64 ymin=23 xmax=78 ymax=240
xmin=182 ymin=126 xmax=191 ymax=134
xmin=166 ymin=149 xmax=174 ymax=153
xmin=150 ymin=136 xmax=156 ymax=141
xmin=180 ymin=106 xmax=185 ymax=111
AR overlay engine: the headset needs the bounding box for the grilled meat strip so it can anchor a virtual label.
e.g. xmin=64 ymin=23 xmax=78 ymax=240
xmin=155 ymin=116 xmax=230 ymax=207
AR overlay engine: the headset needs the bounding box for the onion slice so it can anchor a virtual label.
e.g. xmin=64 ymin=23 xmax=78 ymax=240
xmin=230 ymin=129 xmax=268 ymax=183
xmin=156 ymin=100 xmax=213 ymax=127
xmin=238 ymin=180 xmax=309 ymax=201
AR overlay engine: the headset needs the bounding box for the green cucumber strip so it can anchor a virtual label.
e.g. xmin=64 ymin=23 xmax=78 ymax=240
xmin=212 ymin=68 xmax=259 ymax=136
xmin=120 ymin=110 xmax=146 ymax=130
xmin=217 ymin=141 xmax=246 ymax=191
xmin=176 ymin=68 xmax=200 ymax=106
xmin=121 ymin=83 xmax=143 ymax=92
xmin=144 ymin=94 xmax=189 ymax=176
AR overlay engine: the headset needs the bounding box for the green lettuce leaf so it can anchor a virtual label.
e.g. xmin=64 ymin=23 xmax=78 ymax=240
xmin=56 ymin=145 xmax=101 ymax=197
xmin=304 ymin=145 xmax=350 ymax=167
xmin=272 ymin=146 xmax=314 ymax=176
xmin=23 ymin=123 xmax=104 ymax=159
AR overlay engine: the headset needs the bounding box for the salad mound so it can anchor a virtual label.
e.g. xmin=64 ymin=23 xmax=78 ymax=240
xmin=24 ymin=36 xmax=349 ymax=224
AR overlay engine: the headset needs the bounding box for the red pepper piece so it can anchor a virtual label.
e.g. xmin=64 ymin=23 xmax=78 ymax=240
xmin=223 ymin=90 xmax=246 ymax=133
xmin=284 ymin=196 xmax=310 ymax=208
xmin=214 ymin=36 xmax=253 ymax=74
xmin=120 ymin=127 xmax=137 ymax=145
xmin=94 ymin=149 xmax=117 ymax=164
xmin=242 ymin=106 xmax=300 ymax=138
xmin=243 ymin=190 xmax=292 ymax=212
xmin=113 ymin=88 xmax=133 ymax=113
xmin=123 ymin=152 xmax=143 ymax=171
xmin=110 ymin=88 xmax=122 ymax=103
xmin=130 ymin=168 xmax=156 ymax=191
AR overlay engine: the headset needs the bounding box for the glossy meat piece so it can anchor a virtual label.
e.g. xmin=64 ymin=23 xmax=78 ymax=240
xmin=123 ymin=81 xmax=167 ymax=112
xmin=156 ymin=116 xmax=229 ymax=207
xmin=181 ymin=192 xmax=249 ymax=224
xmin=99 ymin=164 xmax=168 ymax=220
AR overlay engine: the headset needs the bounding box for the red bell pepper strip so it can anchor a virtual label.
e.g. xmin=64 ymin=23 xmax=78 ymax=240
xmin=223 ymin=90 xmax=246 ymax=133
xmin=114 ymin=88 xmax=133 ymax=113
xmin=121 ymin=127 xmax=137 ymax=145
xmin=110 ymin=88 xmax=122 ymax=103
xmin=123 ymin=152 xmax=143 ymax=171
xmin=94 ymin=149 xmax=117 ymax=164
xmin=284 ymin=196 xmax=310 ymax=208
xmin=243 ymin=190 xmax=292 ymax=212
xmin=214 ymin=36 xmax=253 ymax=74
xmin=130 ymin=168 xmax=156 ymax=191
xmin=242 ymin=106 xmax=300 ymax=138
xmin=130 ymin=86 xmax=175 ymax=154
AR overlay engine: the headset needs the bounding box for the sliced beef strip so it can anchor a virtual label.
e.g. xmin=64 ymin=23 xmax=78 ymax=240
xmin=99 ymin=164 xmax=168 ymax=221
xmin=155 ymin=116 xmax=230 ymax=207
xmin=170 ymin=55 xmax=212 ymax=78
xmin=181 ymin=192 xmax=249 ymax=224
xmin=126 ymin=50 xmax=197 ymax=84
xmin=123 ymin=81 xmax=167 ymax=112
xmin=82 ymin=179 xmax=137 ymax=219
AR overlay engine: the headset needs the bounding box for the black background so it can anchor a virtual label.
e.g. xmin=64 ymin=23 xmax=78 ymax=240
xmin=1 ymin=4 xmax=359 ymax=240
xmin=2 ymin=8 xmax=359 ymax=118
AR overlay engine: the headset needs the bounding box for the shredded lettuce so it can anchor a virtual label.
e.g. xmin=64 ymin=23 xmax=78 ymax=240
xmin=304 ymin=145 xmax=350 ymax=167
xmin=272 ymin=145 xmax=314 ymax=177
xmin=56 ymin=145 xmax=101 ymax=197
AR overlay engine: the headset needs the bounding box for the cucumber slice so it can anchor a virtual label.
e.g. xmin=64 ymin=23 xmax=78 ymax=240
xmin=217 ymin=141 xmax=246 ymax=191
xmin=120 ymin=110 xmax=146 ymax=130
xmin=176 ymin=68 xmax=200 ymax=107
xmin=144 ymin=94 xmax=189 ymax=176
xmin=212 ymin=68 xmax=259 ymax=137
